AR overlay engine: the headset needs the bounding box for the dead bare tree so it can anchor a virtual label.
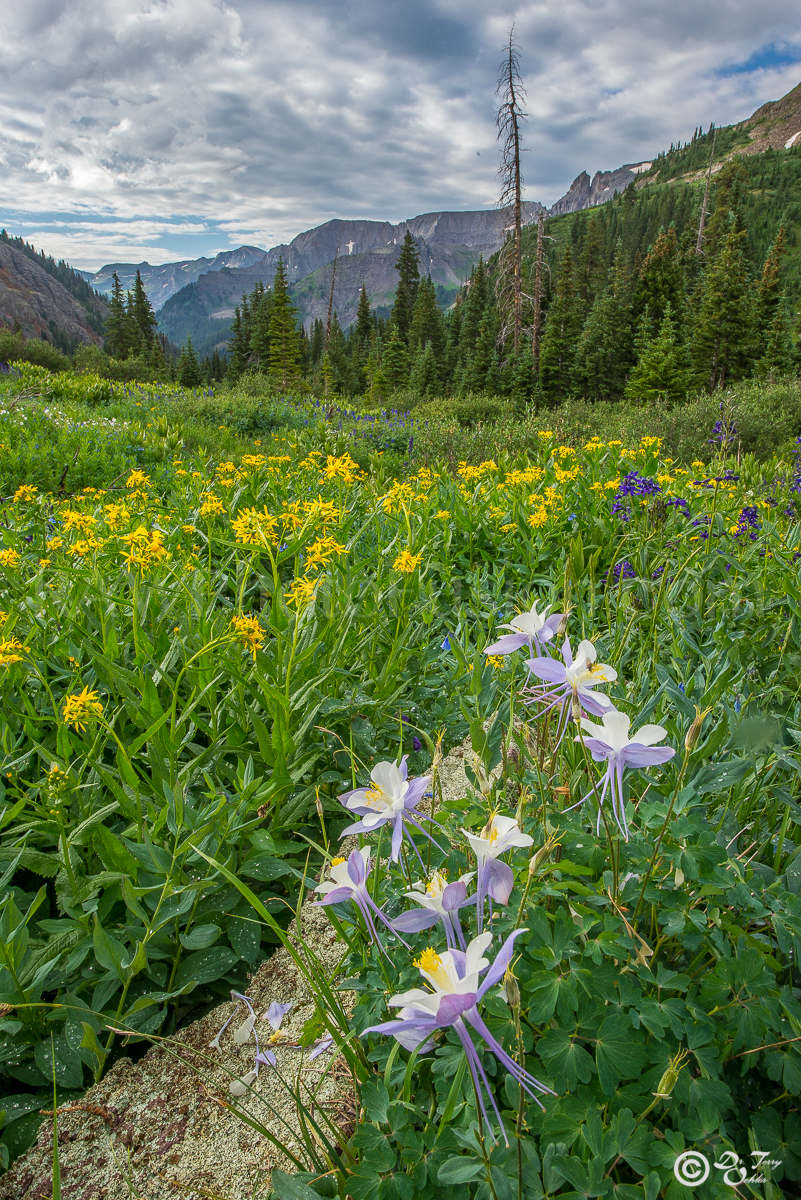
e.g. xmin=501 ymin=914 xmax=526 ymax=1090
xmin=531 ymin=209 xmax=545 ymax=368
xmin=695 ymin=127 xmax=717 ymax=256
xmin=495 ymin=25 xmax=527 ymax=353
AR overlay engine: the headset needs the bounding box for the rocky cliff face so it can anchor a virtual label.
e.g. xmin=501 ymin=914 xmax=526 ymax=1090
xmin=742 ymin=79 xmax=801 ymax=152
xmin=156 ymin=204 xmax=546 ymax=351
xmin=0 ymin=242 xmax=105 ymax=347
xmin=89 ymin=246 xmax=267 ymax=311
xmin=548 ymin=163 xmax=651 ymax=216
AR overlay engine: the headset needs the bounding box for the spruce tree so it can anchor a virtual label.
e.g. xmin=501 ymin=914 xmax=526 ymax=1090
xmin=538 ymin=246 xmax=582 ymax=401
xmin=625 ymin=305 xmax=689 ymax=403
xmin=410 ymin=342 xmax=440 ymax=398
xmin=756 ymin=299 xmax=795 ymax=379
xmin=267 ymin=259 xmax=301 ymax=388
xmin=131 ymin=270 xmax=158 ymax=351
xmin=691 ymin=226 xmax=756 ymax=389
xmin=177 ymin=338 xmax=203 ymax=387
xmin=105 ymin=271 xmax=129 ymax=358
xmin=382 ymin=325 xmax=410 ymax=390
xmin=228 ymin=306 xmax=250 ymax=379
xmin=409 ymin=277 xmax=446 ymax=374
xmin=390 ymin=231 xmax=420 ymax=342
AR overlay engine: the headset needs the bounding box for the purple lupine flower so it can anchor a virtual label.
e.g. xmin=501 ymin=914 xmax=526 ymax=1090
xmin=609 ymin=560 xmax=636 ymax=583
xmin=313 ymin=847 xmax=405 ymax=957
xmin=337 ymin=757 xmax=442 ymax=864
xmin=484 ymin=598 xmax=565 ymax=659
xmin=393 ymin=869 xmax=475 ymax=948
xmin=569 ymin=708 xmax=675 ymax=840
xmin=362 ymin=930 xmax=554 ymax=1144
xmin=461 ymin=814 xmax=533 ymax=933
xmin=525 ymin=637 xmax=617 ymax=747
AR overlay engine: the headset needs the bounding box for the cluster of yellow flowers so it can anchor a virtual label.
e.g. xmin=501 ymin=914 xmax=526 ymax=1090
xmin=0 ymin=637 xmax=28 ymax=667
xmin=230 ymin=614 xmax=265 ymax=659
xmin=119 ymin=527 xmax=171 ymax=574
xmin=393 ymin=549 xmax=422 ymax=574
xmin=231 ymin=506 xmax=278 ymax=547
xmin=62 ymin=686 xmax=104 ymax=733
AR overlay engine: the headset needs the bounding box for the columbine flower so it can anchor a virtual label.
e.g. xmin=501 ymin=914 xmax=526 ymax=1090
xmin=393 ymin=869 xmax=474 ymax=949
xmin=209 ymin=992 xmax=294 ymax=1095
xmin=525 ymin=637 xmax=616 ymax=744
xmin=484 ymin=599 xmax=564 ymax=658
xmin=362 ymin=930 xmax=553 ymax=1144
xmin=570 ymin=708 xmax=675 ymax=840
xmin=254 ymin=1001 xmax=294 ymax=1069
xmin=307 ymin=1033 xmax=334 ymax=1060
xmin=313 ymin=848 xmax=403 ymax=957
xmin=462 ymin=813 xmax=533 ymax=932
xmin=338 ymin=757 xmax=441 ymax=864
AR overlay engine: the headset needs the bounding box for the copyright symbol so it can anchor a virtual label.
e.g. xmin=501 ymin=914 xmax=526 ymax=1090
xmin=674 ymin=1151 xmax=710 ymax=1187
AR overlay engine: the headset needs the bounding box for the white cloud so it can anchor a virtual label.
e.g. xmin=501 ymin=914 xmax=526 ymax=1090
xmin=0 ymin=0 xmax=799 ymax=267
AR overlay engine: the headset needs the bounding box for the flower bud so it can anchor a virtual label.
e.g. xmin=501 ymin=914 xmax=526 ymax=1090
xmin=557 ymin=611 xmax=570 ymax=639
xmin=314 ymin=787 xmax=324 ymax=822
xmin=501 ymin=967 xmax=520 ymax=1009
xmin=654 ymin=1049 xmax=688 ymax=1099
xmin=684 ymin=706 xmax=711 ymax=753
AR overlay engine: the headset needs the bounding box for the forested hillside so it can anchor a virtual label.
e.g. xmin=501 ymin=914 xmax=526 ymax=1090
xmin=0 ymin=230 xmax=108 ymax=338
xmin=222 ymin=147 xmax=801 ymax=403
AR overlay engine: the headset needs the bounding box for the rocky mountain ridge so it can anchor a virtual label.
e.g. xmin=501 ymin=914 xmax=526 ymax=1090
xmin=0 ymin=240 xmax=106 ymax=347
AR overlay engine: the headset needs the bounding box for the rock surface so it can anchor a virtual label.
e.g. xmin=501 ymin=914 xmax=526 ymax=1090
xmin=0 ymin=242 xmax=104 ymax=347
xmin=0 ymin=741 xmax=480 ymax=1200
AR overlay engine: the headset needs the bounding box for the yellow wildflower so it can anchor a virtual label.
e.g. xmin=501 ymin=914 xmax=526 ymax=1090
xmin=200 ymin=493 xmax=225 ymax=517
xmin=486 ymin=655 xmax=504 ymax=670
xmin=61 ymin=510 xmax=97 ymax=533
xmin=103 ymin=502 xmax=130 ymax=530
xmin=13 ymin=484 xmax=37 ymax=503
xmin=231 ymin=506 xmax=278 ymax=547
xmin=323 ymin=452 xmax=364 ymax=482
xmin=393 ymin=550 xmax=421 ymax=573
xmin=434 ymin=510 xmax=451 ymax=520
xmin=46 ymin=537 xmax=64 ymax=552
xmin=528 ymin=507 xmax=548 ymax=529
xmin=126 ymin=469 xmax=150 ymax=489
xmin=284 ymin=575 xmax=319 ymax=609
xmin=231 ymin=614 xmax=265 ymax=659
xmin=62 ymin=686 xmax=104 ymax=733
xmin=0 ymin=549 xmax=20 ymax=569
xmin=0 ymin=637 xmax=29 ymax=666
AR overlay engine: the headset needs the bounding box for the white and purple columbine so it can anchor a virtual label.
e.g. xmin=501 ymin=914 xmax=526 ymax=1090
xmin=484 ymin=599 xmax=564 ymax=659
xmin=313 ymin=847 xmax=405 ymax=957
xmin=337 ymin=757 xmax=441 ymax=864
xmin=462 ymin=813 xmax=533 ymax=932
xmin=362 ymin=929 xmax=554 ymax=1144
xmin=569 ymin=707 xmax=676 ymax=840
xmin=392 ymin=869 xmax=475 ymax=949
xmin=525 ymin=636 xmax=617 ymax=745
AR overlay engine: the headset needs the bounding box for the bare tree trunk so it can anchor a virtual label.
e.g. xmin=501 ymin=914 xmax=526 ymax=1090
xmin=695 ymin=129 xmax=717 ymax=256
xmin=532 ymin=210 xmax=545 ymax=368
xmin=496 ymin=26 xmax=527 ymax=353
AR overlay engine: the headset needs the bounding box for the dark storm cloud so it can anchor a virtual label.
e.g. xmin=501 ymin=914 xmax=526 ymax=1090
xmin=1 ymin=0 xmax=800 ymax=268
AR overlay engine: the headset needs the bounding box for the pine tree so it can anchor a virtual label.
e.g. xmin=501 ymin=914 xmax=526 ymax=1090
xmin=382 ymin=324 xmax=410 ymax=390
xmin=105 ymin=271 xmax=129 ymax=358
xmin=131 ymin=270 xmax=158 ymax=351
xmin=177 ymin=338 xmax=203 ymax=387
xmin=625 ymin=305 xmax=689 ymax=403
xmin=408 ymin=276 xmax=446 ymax=378
xmin=538 ymin=246 xmax=582 ymax=401
xmin=573 ymin=244 xmax=633 ymax=401
xmin=410 ymin=342 xmax=440 ymax=397
xmin=251 ymin=288 xmax=273 ymax=370
xmin=633 ymin=227 xmax=687 ymax=330
xmin=691 ymin=226 xmax=756 ymax=390
xmin=228 ymin=306 xmax=250 ymax=379
xmin=757 ymin=226 xmax=786 ymax=335
xmin=756 ymin=298 xmax=796 ymax=379
xmin=267 ymin=259 xmax=301 ymax=388
xmin=390 ymin=231 xmax=420 ymax=341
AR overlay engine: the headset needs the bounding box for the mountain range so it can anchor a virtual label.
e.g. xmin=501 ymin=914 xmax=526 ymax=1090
xmin=3 ymin=79 xmax=800 ymax=356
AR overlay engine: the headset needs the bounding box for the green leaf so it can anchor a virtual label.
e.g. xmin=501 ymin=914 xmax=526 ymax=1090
xmin=270 ymin=1170 xmax=326 ymax=1200
xmin=92 ymin=917 xmax=126 ymax=981
xmin=360 ymin=1077 xmax=390 ymax=1125
xmin=172 ymin=946 xmax=239 ymax=989
xmin=179 ymin=923 xmax=222 ymax=950
xmin=595 ymin=1014 xmax=647 ymax=1097
xmin=437 ymin=1156 xmax=484 ymax=1184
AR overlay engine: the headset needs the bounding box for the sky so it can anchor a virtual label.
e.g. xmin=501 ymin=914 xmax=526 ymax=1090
xmin=1 ymin=1 xmax=800 ymax=272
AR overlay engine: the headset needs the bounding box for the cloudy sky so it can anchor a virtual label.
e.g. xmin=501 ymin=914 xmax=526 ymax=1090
xmin=1 ymin=1 xmax=800 ymax=271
